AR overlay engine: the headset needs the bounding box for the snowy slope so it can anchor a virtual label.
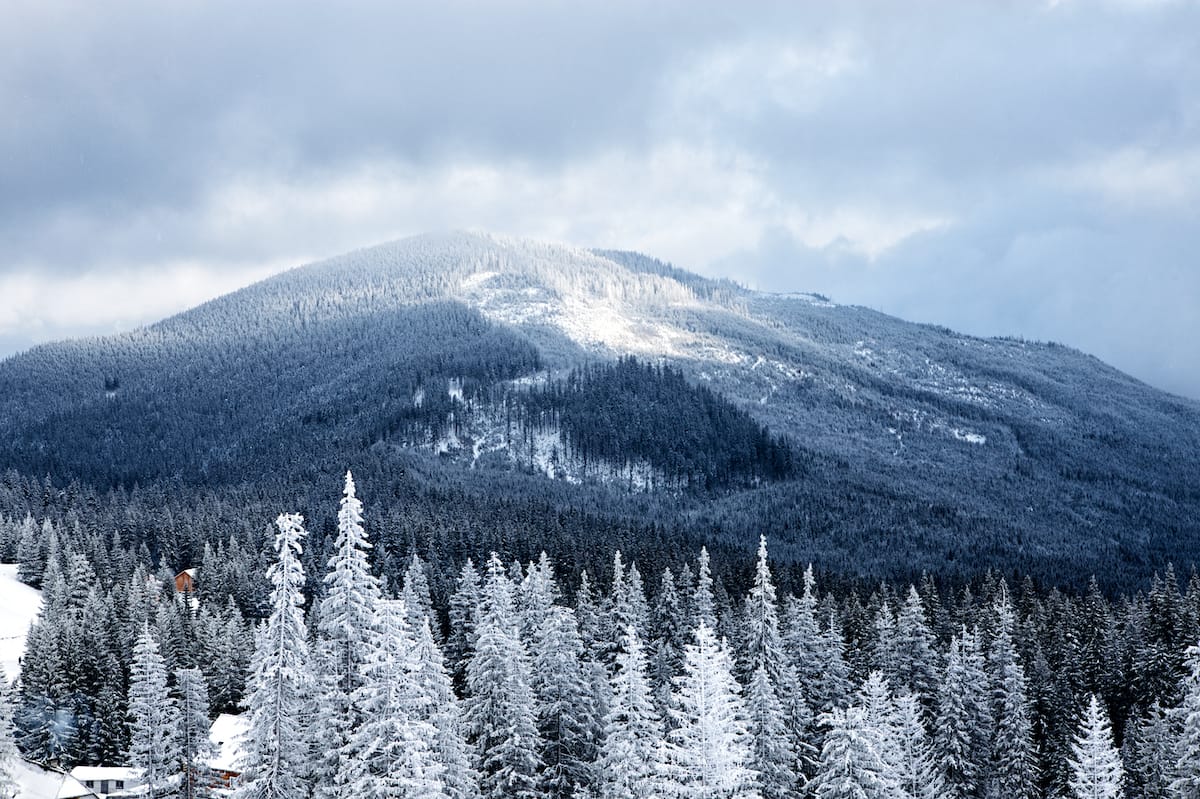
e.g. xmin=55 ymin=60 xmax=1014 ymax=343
xmin=0 ymin=563 xmax=42 ymax=681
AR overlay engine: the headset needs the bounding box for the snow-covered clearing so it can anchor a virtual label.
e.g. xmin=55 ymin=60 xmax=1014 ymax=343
xmin=0 ymin=562 xmax=42 ymax=680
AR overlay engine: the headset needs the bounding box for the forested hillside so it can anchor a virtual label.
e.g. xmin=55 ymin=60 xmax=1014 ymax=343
xmin=0 ymin=232 xmax=1198 ymax=592
xmin=4 ymin=474 xmax=1199 ymax=799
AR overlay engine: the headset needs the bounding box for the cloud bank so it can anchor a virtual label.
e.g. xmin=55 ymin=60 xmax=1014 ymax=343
xmin=1 ymin=0 xmax=1197 ymax=397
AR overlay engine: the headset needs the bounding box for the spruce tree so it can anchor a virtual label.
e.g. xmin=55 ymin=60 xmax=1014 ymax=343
xmin=531 ymin=606 xmax=598 ymax=799
xmin=344 ymin=600 xmax=447 ymax=799
xmin=660 ymin=622 xmax=760 ymax=799
xmin=464 ymin=553 xmax=543 ymax=799
xmin=742 ymin=536 xmax=800 ymax=798
xmin=315 ymin=471 xmax=382 ymax=799
xmin=447 ymin=560 xmax=481 ymax=693
xmin=127 ymin=624 xmax=180 ymax=799
xmin=235 ymin=513 xmax=314 ymax=799
xmin=693 ymin=548 xmax=717 ymax=633
xmin=411 ymin=616 xmax=480 ymax=799
xmin=1171 ymin=642 xmax=1200 ymax=799
xmin=1121 ymin=702 xmax=1174 ymax=799
xmin=935 ymin=629 xmax=990 ymax=799
xmin=894 ymin=586 xmax=939 ymax=708
xmin=1068 ymin=695 xmax=1123 ymax=799
xmin=987 ymin=595 xmax=1037 ymax=799
xmin=596 ymin=623 xmax=662 ymax=799
xmin=0 ymin=669 xmax=18 ymax=799
xmin=175 ymin=668 xmax=216 ymax=799
xmin=894 ymin=692 xmax=944 ymax=799
xmin=812 ymin=707 xmax=896 ymax=799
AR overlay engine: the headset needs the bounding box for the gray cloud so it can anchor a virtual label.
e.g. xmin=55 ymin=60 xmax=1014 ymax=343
xmin=1 ymin=0 xmax=1197 ymax=397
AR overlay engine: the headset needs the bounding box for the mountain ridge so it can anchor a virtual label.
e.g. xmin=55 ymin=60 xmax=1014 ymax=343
xmin=1 ymin=231 xmax=1197 ymax=590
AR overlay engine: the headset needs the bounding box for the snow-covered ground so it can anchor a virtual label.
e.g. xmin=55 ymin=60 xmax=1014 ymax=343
xmin=0 ymin=562 xmax=43 ymax=680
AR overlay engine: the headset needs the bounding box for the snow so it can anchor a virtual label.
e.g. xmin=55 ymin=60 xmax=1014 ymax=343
xmin=0 ymin=563 xmax=42 ymax=680
xmin=69 ymin=767 xmax=140 ymax=783
xmin=12 ymin=758 xmax=96 ymax=799
xmin=951 ymin=429 xmax=987 ymax=445
xmin=208 ymin=713 xmax=250 ymax=774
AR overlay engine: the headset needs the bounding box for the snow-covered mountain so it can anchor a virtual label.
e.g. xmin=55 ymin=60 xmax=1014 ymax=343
xmin=1 ymin=231 xmax=1197 ymax=587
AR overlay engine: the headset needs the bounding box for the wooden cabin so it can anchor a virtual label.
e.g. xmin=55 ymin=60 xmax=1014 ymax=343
xmin=174 ymin=568 xmax=197 ymax=593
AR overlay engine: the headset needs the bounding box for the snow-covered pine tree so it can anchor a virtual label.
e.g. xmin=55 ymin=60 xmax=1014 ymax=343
xmin=894 ymin=692 xmax=944 ymax=799
xmin=987 ymin=594 xmax=1037 ymax=799
xmin=175 ymin=668 xmax=216 ymax=799
xmin=0 ymin=668 xmax=18 ymax=799
xmin=1121 ymin=702 xmax=1174 ymax=799
xmin=464 ymin=553 xmax=543 ymax=799
xmin=127 ymin=624 xmax=180 ymax=799
xmin=447 ymin=559 xmax=482 ymax=693
xmin=894 ymin=586 xmax=939 ymax=709
xmin=935 ymin=628 xmax=990 ymax=798
xmin=812 ymin=706 xmax=897 ymax=799
xmin=856 ymin=671 xmax=902 ymax=787
xmin=315 ymin=471 xmax=382 ymax=799
xmin=693 ymin=548 xmax=717 ymax=633
xmin=596 ymin=623 xmax=662 ymax=799
xmin=401 ymin=553 xmax=436 ymax=636
xmin=1170 ymin=642 xmax=1200 ymax=799
xmin=661 ymin=622 xmax=760 ymax=799
xmin=344 ymin=599 xmax=447 ymax=799
xmin=742 ymin=536 xmax=801 ymax=799
xmin=531 ymin=605 xmax=599 ymax=799
xmin=1068 ymin=694 xmax=1123 ymax=799
xmin=411 ymin=616 xmax=480 ymax=799
xmin=651 ymin=568 xmax=685 ymax=727
xmin=234 ymin=513 xmax=315 ymax=799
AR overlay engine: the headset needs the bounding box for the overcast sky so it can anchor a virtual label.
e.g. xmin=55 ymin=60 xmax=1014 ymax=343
xmin=2 ymin=1 xmax=1198 ymax=397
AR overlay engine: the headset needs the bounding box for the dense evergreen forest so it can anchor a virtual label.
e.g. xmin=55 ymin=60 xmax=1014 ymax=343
xmin=3 ymin=474 xmax=1200 ymax=798
xmin=1 ymin=234 xmax=1197 ymax=593
xmin=515 ymin=358 xmax=796 ymax=489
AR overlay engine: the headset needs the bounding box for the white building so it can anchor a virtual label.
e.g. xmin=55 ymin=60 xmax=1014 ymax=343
xmin=68 ymin=766 xmax=142 ymax=798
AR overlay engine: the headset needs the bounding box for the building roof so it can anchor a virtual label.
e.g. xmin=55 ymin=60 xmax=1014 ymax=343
xmin=69 ymin=766 xmax=141 ymax=783
xmin=208 ymin=713 xmax=250 ymax=773
xmin=12 ymin=758 xmax=98 ymax=799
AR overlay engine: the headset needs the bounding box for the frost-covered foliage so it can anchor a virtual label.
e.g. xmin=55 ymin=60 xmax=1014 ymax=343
xmin=235 ymin=514 xmax=314 ymax=799
xmin=127 ymin=624 xmax=179 ymax=797
xmin=1069 ymin=695 xmax=1123 ymax=799
xmin=11 ymin=480 xmax=1200 ymax=799
xmin=0 ymin=669 xmax=18 ymax=799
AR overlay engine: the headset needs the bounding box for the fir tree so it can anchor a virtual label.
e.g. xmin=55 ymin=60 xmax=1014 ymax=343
xmin=411 ymin=616 xmax=480 ymax=799
xmin=0 ymin=669 xmax=18 ymax=799
xmin=127 ymin=624 xmax=179 ymax=799
xmin=661 ymin=622 xmax=760 ymax=799
xmin=812 ymin=706 xmax=896 ymax=799
xmin=894 ymin=692 xmax=944 ymax=799
xmin=987 ymin=595 xmax=1037 ymax=799
xmin=596 ymin=623 xmax=662 ymax=799
xmin=315 ymin=471 xmax=382 ymax=799
xmin=531 ymin=606 xmax=598 ymax=799
xmin=235 ymin=513 xmax=314 ymax=799
xmin=176 ymin=668 xmax=216 ymax=799
xmin=344 ymin=600 xmax=447 ymax=799
xmin=1171 ymin=642 xmax=1200 ymax=799
xmin=464 ymin=553 xmax=543 ymax=799
xmin=1068 ymin=695 xmax=1123 ymax=799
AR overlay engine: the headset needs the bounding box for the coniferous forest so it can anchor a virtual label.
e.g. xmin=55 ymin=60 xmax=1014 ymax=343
xmin=4 ymin=471 xmax=1200 ymax=799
